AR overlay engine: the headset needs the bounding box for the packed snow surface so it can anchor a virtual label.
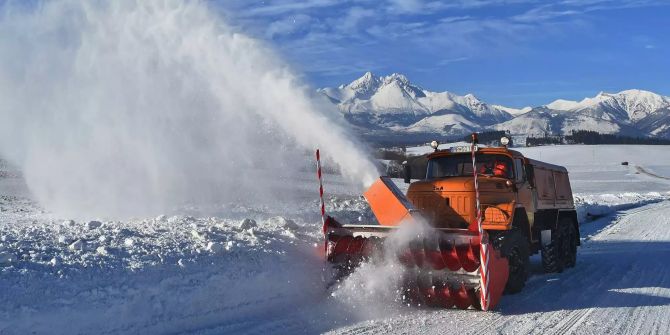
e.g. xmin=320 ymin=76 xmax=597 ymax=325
xmin=1 ymin=144 xmax=670 ymax=334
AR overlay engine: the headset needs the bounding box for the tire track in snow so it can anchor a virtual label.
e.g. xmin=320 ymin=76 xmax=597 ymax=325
xmin=543 ymin=201 xmax=670 ymax=334
xmin=635 ymin=165 xmax=670 ymax=180
xmin=549 ymin=202 xmax=670 ymax=334
xmin=597 ymin=201 xmax=670 ymax=335
xmin=472 ymin=201 xmax=670 ymax=334
xmin=563 ymin=202 xmax=670 ymax=334
xmin=619 ymin=269 xmax=670 ymax=335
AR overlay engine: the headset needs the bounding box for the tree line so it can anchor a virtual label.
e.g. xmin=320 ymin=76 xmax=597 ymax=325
xmin=526 ymin=130 xmax=670 ymax=146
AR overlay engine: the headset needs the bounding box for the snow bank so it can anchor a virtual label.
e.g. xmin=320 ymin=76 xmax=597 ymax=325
xmin=575 ymin=191 xmax=670 ymax=223
xmin=0 ymin=209 xmax=327 ymax=334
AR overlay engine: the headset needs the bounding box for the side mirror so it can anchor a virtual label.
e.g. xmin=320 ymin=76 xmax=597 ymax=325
xmin=403 ymin=161 xmax=412 ymax=184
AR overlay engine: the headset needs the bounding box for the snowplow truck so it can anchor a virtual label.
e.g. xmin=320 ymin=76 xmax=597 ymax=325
xmin=321 ymin=136 xmax=579 ymax=310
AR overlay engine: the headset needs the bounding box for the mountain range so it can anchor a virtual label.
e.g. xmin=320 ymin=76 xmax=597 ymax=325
xmin=318 ymin=72 xmax=670 ymax=142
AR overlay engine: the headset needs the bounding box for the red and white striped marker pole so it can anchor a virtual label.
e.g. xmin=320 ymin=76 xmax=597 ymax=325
xmin=471 ymin=134 xmax=491 ymax=311
xmin=316 ymin=149 xmax=326 ymax=229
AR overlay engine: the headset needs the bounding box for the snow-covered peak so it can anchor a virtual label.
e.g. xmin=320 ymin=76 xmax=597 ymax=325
xmin=367 ymin=77 xmax=428 ymax=115
xmin=544 ymin=89 xmax=670 ymax=122
xmin=341 ymin=71 xmax=382 ymax=100
xmin=345 ymin=72 xmax=417 ymax=93
xmin=612 ymin=89 xmax=670 ymax=121
xmin=615 ymin=89 xmax=669 ymax=108
xmin=493 ymin=105 xmax=533 ymax=116
xmin=320 ymin=72 xmax=513 ymax=125
xmin=348 ymin=71 xmax=379 ymax=89
xmin=324 ymin=71 xmax=427 ymax=104
xmin=546 ymin=99 xmax=580 ymax=111
xmin=383 ymin=73 xmax=410 ymax=85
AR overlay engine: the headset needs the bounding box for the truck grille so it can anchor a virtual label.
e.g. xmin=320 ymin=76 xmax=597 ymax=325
xmin=409 ymin=193 xmax=471 ymax=228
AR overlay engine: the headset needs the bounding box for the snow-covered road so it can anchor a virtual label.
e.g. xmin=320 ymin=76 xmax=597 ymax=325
xmin=325 ymin=200 xmax=670 ymax=335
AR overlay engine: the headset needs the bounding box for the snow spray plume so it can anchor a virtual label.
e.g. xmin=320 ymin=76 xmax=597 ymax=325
xmin=0 ymin=0 xmax=378 ymax=217
xmin=331 ymin=219 xmax=434 ymax=316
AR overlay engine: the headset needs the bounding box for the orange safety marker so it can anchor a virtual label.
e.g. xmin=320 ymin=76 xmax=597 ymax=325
xmin=471 ymin=133 xmax=491 ymax=311
xmin=316 ymin=149 xmax=326 ymax=228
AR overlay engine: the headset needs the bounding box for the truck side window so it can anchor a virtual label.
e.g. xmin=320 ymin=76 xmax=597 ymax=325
xmin=514 ymin=158 xmax=525 ymax=182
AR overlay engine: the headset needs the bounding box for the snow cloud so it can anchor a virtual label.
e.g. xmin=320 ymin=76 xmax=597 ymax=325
xmin=0 ymin=0 xmax=378 ymax=218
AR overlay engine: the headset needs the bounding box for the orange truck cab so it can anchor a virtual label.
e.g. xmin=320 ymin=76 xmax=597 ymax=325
xmin=406 ymin=145 xmax=579 ymax=273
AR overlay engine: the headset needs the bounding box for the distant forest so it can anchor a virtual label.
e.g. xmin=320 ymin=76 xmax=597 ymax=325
xmin=526 ymin=130 xmax=670 ymax=146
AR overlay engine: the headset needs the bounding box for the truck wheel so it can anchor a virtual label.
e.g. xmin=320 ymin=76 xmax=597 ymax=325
xmin=564 ymin=222 xmax=578 ymax=268
xmin=496 ymin=230 xmax=530 ymax=294
xmin=541 ymin=222 xmax=566 ymax=273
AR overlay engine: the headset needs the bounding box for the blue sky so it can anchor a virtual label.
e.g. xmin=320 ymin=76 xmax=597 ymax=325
xmin=218 ymin=0 xmax=669 ymax=107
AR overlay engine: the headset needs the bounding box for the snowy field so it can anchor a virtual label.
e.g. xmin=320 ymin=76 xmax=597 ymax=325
xmin=1 ymin=144 xmax=670 ymax=334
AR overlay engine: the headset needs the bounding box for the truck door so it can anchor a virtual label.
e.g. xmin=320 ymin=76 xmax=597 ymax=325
xmin=515 ymin=158 xmax=537 ymax=242
xmin=514 ymin=158 xmax=534 ymax=210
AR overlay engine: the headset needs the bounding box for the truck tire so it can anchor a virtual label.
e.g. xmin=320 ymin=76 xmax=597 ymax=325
xmin=541 ymin=221 xmax=566 ymax=273
xmin=496 ymin=229 xmax=530 ymax=294
xmin=564 ymin=221 xmax=578 ymax=268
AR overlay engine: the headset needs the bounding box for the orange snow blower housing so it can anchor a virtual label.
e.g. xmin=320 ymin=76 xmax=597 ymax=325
xmin=321 ymin=135 xmax=580 ymax=311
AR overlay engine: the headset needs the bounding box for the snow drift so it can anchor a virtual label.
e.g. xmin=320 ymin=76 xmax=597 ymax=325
xmin=0 ymin=0 xmax=377 ymax=218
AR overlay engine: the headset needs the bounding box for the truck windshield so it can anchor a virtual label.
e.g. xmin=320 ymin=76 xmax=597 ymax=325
xmin=427 ymin=154 xmax=514 ymax=179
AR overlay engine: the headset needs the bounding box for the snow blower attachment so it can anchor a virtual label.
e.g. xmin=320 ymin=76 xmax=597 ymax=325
xmin=323 ymin=175 xmax=509 ymax=310
xmin=318 ymin=133 xmax=579 ymax=311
